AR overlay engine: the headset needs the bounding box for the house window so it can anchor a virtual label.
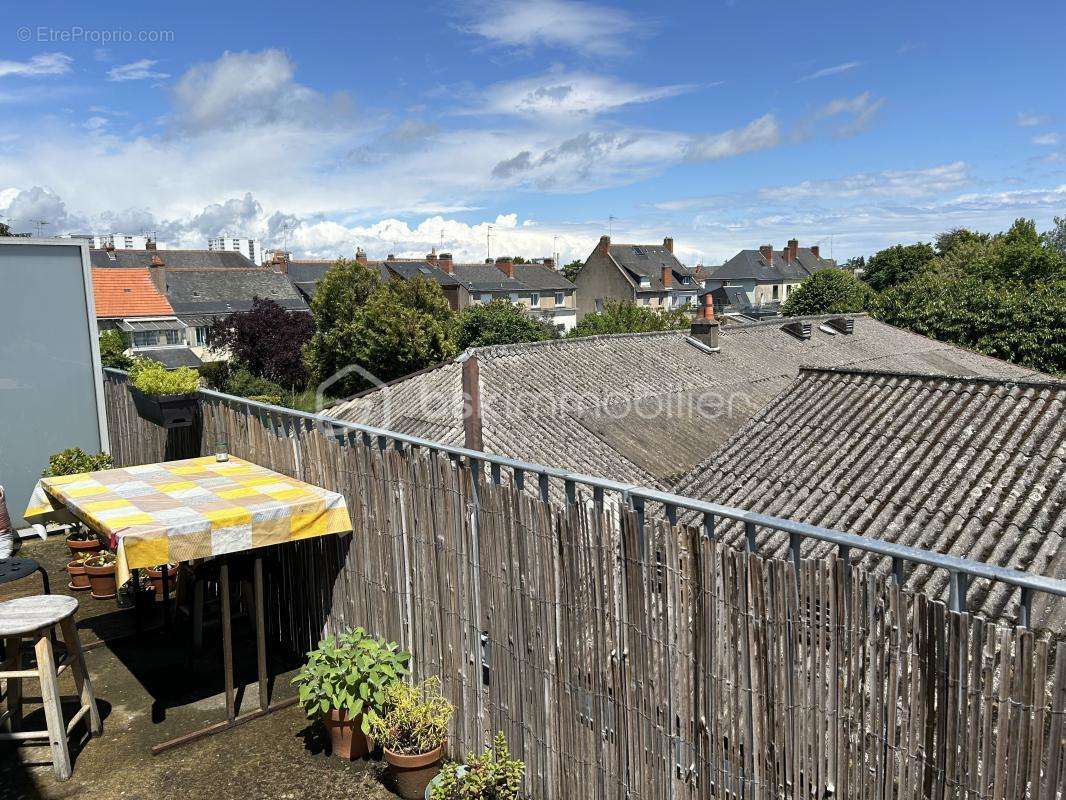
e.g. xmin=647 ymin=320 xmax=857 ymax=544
xmin=529 ymin=292 xmax=540 ymax=307
xmin=509 ymin=292 xmax=519 ymax=303
xmin=772 ymin=285 xmax=780 ymax=300
xmin=554 ymin=291 xmax=565 ymax=306
xmin=132 ymin=331 xmax=155 ymax=348
xmin=480 ymin=293 xmax=491 ymax=304
xmin=595 ymin=298 xmax=604 ymax=312
xmin=642 ymin=296 xmax=650 ymax=306
xmin=163 ymin=330 xmax=182 ymax=346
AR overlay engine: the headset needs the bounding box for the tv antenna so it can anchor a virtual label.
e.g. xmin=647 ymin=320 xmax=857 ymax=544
xmin=553 ymin=235 xmax=559 ymax=267
xmin=486 ymin=225 xmax=493 ymax=260
xmin=34 ymin=220 xmax=49 ymax=237
xmin=608 ymin=215 xmax=616 ymax=237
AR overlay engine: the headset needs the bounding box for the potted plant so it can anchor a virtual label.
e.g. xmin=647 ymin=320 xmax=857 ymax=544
xmin=67 ymin=553 xmax=91 ymax=591
xmin=367 ymin=678 xmax=453 ymax=799
xmin=146 ymin=563 xmax=178 ymax=600
xmin=127 ymin=358 xmax=201 ymax=429
xmin=65 ymin=527 xmax=104 ymax=557
xmin=427 ymin=732 xmax=524 ymax=800
xmin=291 ymin=627 xmax=410 ymax=760
xmin=83 ymin=550 xmax=118 ymax=600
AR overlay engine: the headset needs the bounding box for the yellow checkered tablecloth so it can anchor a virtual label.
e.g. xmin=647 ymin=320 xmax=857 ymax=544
xmin=25 ymin=456 xmax=352 ymax=584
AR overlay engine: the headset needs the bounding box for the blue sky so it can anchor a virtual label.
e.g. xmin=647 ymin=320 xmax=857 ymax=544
xmin=1 ymin=0 xmax=1064 ymax=264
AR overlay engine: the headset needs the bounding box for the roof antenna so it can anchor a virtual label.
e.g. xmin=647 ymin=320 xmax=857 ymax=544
xmin=34 ymin=220 xmax=49 ymax=237
xmin=486 ymin=225 xmax=493 ymax=260
xmin=608 ymin=215 xmax=616 ymax=237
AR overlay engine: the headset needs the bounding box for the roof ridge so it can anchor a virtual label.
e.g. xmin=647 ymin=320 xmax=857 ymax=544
xmin=720 ymin=312 xmax=870 ymax=333
xmin=470 ymin=329 xmax=685 ymax=359
xmin=798 ymin=366 xmax=1066 ymax=390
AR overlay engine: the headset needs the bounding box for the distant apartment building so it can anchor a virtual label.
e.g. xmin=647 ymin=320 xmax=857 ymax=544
xmin=91 ymin=233 xmax=167 ymax=250
xmin=701 ymin=239 xmax=836 ymax=310
xmin=208 ymin=236 xmax=264 ymax=265
xmin=573 ymin=236 xmax=699 ymax=319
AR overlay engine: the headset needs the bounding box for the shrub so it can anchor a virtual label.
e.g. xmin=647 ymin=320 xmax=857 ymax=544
xmin=780 ymin=268 xmax=878 ymax=317
xmin=569 ymin=299 xmax=690 ymax=338
xmin=366 ymin=677 xmax=453 ymax=756
xmin=225 ymin=367 xmax=284 ymax=401
xmin=43 ymin=447 xmax=114 ymax=477
xmin=291 ymin=627 xmax=410 ymax=733
xmin=455 ymin=301 xmax=556 ymax=349
xmin=430 ymin=732 xmax=524 ymax=800
xmin=129 ymin=358 xmax=200 ymax=397
xmin=98 ymin=330 xmax=133 ymax=370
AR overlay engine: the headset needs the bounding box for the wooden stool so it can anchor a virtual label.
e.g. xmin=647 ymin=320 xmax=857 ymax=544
xmin=0 ymin=595 xmax=101 ymax=780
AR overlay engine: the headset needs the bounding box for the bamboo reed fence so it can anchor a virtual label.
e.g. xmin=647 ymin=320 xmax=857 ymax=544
xmin=102 ymin=374 xmax=1065 ymax=800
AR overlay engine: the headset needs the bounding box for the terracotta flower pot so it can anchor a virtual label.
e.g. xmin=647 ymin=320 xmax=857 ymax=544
xmin=322 ymin=709 xmax=369 ymax=760
xmin=67 ymin=535 xmax=103 ymax=557
xmin=67 ymin=560 xmax=91 ymax=591
xmin=384 ymin=744 xmax=444 ymax=800
xmin=146 ymin=565 xmax=178 ymax=600
xmin=84 ymin=562 xmax=118 ymax=600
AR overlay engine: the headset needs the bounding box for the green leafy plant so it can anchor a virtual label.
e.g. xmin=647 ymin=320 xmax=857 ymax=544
xmin=129 ymin=358 xmax=201 ymax=397
xmin=366 ymin=677 xmax=453 ymax=756
xmin=98 ymin=329 xmax=133 ymax=370
xmin=430 ymin=732 xmax=524 ymax=800
xmin=43 ymin=447 xmax=114 ymax=477
xmin=291 ymin=627 xmax=410 ymax=733
xmin=84 ymin=550 xmax=116 ymax=568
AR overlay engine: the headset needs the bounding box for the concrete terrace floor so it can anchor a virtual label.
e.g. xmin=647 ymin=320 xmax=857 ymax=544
xmin=1 ymin=535 xmax=398 ymax=800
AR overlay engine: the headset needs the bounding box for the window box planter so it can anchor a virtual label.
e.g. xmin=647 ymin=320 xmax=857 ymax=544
xmin=129 ymin=386 xmax=199 ymax=429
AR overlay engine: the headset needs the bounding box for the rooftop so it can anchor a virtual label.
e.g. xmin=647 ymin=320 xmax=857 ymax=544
xmin=672 ymin=367 xmax=1066 ymax=631
xmin=164 ymin=268 xmax=310 ymax=316
xmin=327 ymin=314 xmax=1041 ymax=485
xmin=606 ymin=239 xmax=695 ymax=291
xmin=704 ymin=243 xmax=836 ymax=283
xmin=91 ymin=268 xmax=174 ymax=318
xmin=89 ymin=249 xmax=257 ymax=270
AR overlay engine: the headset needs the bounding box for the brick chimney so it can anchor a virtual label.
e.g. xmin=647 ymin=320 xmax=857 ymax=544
xmin=145 ymin=237 xmax=157 ymax=251
xmin=438 ymin=253 xmax=453 ymax=274
xmin=690 ymin=294 xmax=719 ymax=351
xmin=355 ymin=247 xmax=368 ymax=265
xmin=661 ymin=265 xmax=672 ymax=288
xmin=495 ymin=256 xmax=514 ymax=278
xmin=270 ymin=250 xmax=289 ymax=274
xmin=425 ymin=247 xmax=438 ymax=265
xmin=148 ymin=254 xmax=166 ymax=294
xmin=597 ymin=235 xmax=611 ymax=255
xmin=663 ymin=236 xmax=674 ymax=254
xmin=786 ymin=238 xmax=799 ymax=264
xmin=759 ymin=244 xmax=773 ymax=264
xmin=386 ymin=254 xmax=396 ymax=261
xmin=810 ymin=245 xmax=820 ymax=258
xmin=541 ymin=257 xmax=555 ymax=269
xmin=104 ymin=242 xmax=115 ymax=252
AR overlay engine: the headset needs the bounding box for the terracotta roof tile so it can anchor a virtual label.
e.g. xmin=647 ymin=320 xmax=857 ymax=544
xmin=92 ymin=268 xmax=174 ymax=318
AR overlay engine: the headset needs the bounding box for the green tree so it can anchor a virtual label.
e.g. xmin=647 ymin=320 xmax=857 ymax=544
xmin=780 ymin=268 xmax=878 ymax=316
xmin=862 ymin=243 xmax=936 ymax=291
xmin=306 ymin=270 xmax=458 ymax=397
xmin=1042 ymin=215 xmax=1066 ymax=257
xmin=876 ymin=273 xmax=1066 ymax=374
xmin=935 ymin=227 xmax=991 ymax=257
xmin=98 ymin=329 xmax=133 ymax=370
xmin=0 ymin=221 xmax=10 ymax=236
xmin=568 ymin=300 xmax=690 ymax=338
xmin=986 ymin=218 xmax=1065 ymax=284
xmin=561 ymin=260 xmax=583 ymax=282
xmin=456 ymin=300 xmax=557 ymax=349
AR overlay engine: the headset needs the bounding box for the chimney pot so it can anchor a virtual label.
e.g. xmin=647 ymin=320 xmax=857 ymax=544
xmin=145 ymin=238 xmax=156 ymax=251
xmin=690 ymin=294 xmax=719 ymax=350
xmin=598 ymin=235 xmax=611 ymax=254
xmin=759 ymin=244 xmax=773 ymax=264
xmin=150 ymin=253 xmax=164 ymax=267
xmin=355 ymin=247 xmax=368 ymax=264
xmin=663 ymin=236 xmax=674 ymax=254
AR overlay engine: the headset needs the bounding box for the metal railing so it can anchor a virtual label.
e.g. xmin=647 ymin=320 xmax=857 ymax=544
xmin=107 ymin=369 xmax=1066 ymax=625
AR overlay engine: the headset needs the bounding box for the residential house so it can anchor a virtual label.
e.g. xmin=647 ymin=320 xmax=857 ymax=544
xmin=701 ymin=238 xmax=835 ymax=309
xmin=91 ymin=267 xmax=202 ymax=368
xmin=272 ymin=249 xmax=578 ymax=333
xmin=672 ymin=367 xmax=1065 ymax=631
xmin=90 ymin=244 xmax=309 ymax=362
xmin=325 ymin=306 xmax=1039 ymax=489
xmin=573 ymin=235 xmax=699 ymax=319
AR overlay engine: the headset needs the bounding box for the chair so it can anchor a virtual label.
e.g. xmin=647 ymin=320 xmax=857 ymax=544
xmin=0 ymin=595 xmax=101 ymax=780
xmin=0 ymin=486 xmax=50 ymax=595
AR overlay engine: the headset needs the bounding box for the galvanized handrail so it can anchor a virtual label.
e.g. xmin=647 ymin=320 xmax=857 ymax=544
xmin=106 ymin=369 xmax=1066 ymax=622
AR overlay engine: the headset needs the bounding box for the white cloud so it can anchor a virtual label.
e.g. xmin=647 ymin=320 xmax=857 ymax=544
xmin=1017 ymin=112 xmax=1050 ymax=127
xmin=1033 ymin=132 xmax=1061 ymax=146
xmin=0 ymin=53 xmax=72 ymax=78
xmin=798 ymin=61 xmax=862 ymax=82
xmin=171 ymin=49 xmax=350 ymax=132
xmin=474 ymin=70 xmax=694 ymax=117
xmin=686 ymin=114 xmax=780 ymax=160
xmin=818 ymin=91 xmax=885 ymax=136
xmin=768 ymin=162 xmax=972 ymax=201
xmin=83 ymin=116 xmax=108 ymax=131
xmin=462 ymin=0 xmax=642 ymax=56
xmin=107 ymin=59 xmax=170 ymax=82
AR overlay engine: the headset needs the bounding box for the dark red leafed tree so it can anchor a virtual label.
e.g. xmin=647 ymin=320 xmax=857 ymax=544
xmin=210 ymin=297 xmax=315 ymax=388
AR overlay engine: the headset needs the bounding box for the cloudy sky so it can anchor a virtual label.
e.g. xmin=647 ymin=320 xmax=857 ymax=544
xmin=1 ymin=0 xmax=1064 ymax=264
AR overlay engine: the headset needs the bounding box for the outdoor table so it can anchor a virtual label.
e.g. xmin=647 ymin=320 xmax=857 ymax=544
xmin=24 ymin=455 xmax=353 ymax=752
